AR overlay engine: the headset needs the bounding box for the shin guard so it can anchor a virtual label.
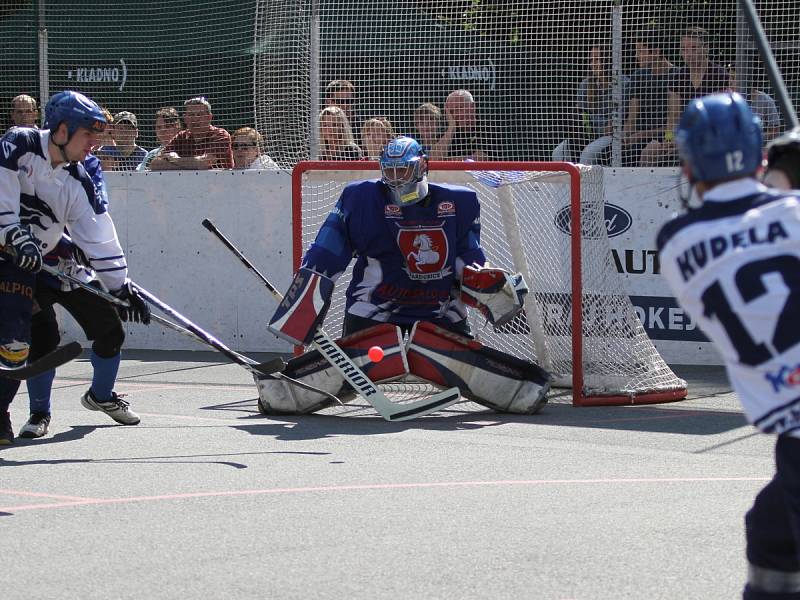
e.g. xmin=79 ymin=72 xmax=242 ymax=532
xmin=256 ymin=324 xmax=408 ymax=414
xmin=406 ymin=321 xmax=551 ymax=414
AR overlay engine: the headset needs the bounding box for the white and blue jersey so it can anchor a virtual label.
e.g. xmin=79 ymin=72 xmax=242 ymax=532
xmin=0 ymin=127 xmax=127 ymax=291
xmin=658 ymin=179 xmax=800 ymax=438
xmin=302 ymin=180 xmax=486 ymax=326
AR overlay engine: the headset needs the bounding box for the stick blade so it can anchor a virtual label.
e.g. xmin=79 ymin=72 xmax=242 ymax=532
xmin=381 ymin=387 xmax=462 ymax=422
xmin=0 ymin=342 xmax=82 ymax=381
xmin=251 ymin=357 xmax=285 ymax=376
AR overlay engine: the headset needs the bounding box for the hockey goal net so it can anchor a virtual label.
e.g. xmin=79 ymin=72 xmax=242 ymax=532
xmin=292 ymin=161 xmax=687 ymax=407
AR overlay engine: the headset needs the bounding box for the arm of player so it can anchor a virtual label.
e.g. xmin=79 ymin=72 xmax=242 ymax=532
xmin=0 ymin=131 xmax=25 ymax=230
xmin=269 ymin=195 xmax=358 ymax=345
xmin=461 ymin=263 xmax=528 ymax=327
xmin=64 ymin=185 xmax=128 ymax=292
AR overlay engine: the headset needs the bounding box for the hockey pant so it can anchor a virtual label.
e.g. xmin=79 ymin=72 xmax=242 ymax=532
xmin=0 ymin=261 xmax=36 ymax=410
xmin=257 ymin=321 xmax=551 ymax=415
xmin=743 ymin=435 xmax=800 ymax=599
xmin=30 ymin=282 xmax=125 ymax=362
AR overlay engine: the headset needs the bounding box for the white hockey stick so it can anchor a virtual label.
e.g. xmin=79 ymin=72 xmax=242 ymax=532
xmin=201 ymin=218 xmax=462 ymax=421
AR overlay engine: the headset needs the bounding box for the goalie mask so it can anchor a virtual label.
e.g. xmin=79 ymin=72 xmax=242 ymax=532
xmin=380 ymin=136 xmax=429 ymax=206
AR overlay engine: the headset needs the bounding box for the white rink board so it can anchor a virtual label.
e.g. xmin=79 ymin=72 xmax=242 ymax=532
xmin=58 ymin=167 xmax=723 ymax=364
xmin=58 ymin=170 xmax=295 ymax=354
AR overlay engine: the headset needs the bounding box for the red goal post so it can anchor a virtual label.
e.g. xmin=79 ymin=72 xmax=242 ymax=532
xmin=292 ymin=160 xmax=687 ymax=407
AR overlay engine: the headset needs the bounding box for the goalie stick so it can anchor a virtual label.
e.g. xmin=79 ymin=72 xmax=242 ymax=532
xmin=201 ymin=218 xmax=462 ymax=421
xmin=0 ymin=341 xmax=82 ymax=381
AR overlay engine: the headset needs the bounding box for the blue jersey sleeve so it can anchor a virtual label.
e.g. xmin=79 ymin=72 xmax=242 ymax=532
xmin=82 ymin=154 xmax=109 ymax=211
xmin=301 ymin=184 xmax=360 ymax=280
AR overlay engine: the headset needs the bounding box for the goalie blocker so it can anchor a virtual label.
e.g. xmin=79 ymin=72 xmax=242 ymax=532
xmin=257 ymin=321 xmax=551 ymax=415
xmin=268 ymin=267 xmax=334 ymax=346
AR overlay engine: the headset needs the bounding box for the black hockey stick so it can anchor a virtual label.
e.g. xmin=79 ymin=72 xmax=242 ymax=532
xmin=34 ymin=262 xmax=284 ymax=377
xmin=738 ymin=0 xmax=799 ymax=129
xmin=201 ymin=218 xmax=462 ymax=421
xmin=0 ymin=341 xmax=82 ymax=381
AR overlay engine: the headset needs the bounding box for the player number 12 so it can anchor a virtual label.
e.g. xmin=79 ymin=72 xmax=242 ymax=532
xmin=700 ymin=254 xmax=800 ymax=367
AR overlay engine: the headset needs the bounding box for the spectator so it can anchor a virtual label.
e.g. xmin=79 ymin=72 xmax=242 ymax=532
xmin=324 ymin=79 xmax=357 ymax=125
xmin=9 ymin=94 xmax=38 ymax=129
xmin=319 ymin=106 xmax=363 ymax=160
xmin=96 ymin=111 xmax=147 ymax=171
xmin=442 ymin=89 xmax=488 ymax=161
xmin=729 ymin=66 xmax=781 ymax=142
xmin=623 ymin=31 xmax=676 ymax=166
xmin=150 ymin=96 xmax=233 ymax=170
xmin=360 ymin=117 xmax=394 ymax=159
xmin=231 ymin=127 xmax=279 ymax=169
xmin=412 ymin=102 xmax=443 ymax=158
xmin=553 ymin=44 xmax=629 ymax=165
xmin=137 ymin=107 xmax=182 ymax=171
xmin=640 ymin=26 xmax=731 ymax=166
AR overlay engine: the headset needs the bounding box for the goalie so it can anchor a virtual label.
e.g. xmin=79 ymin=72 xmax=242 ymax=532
xmin=263 ymin=136 xmax=550 ymax=416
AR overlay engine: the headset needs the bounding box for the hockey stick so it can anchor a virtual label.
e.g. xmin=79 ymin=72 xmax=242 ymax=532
xmin=0 ymin=341 xmax=82 ymax=380
xmin=201 ymin=218 xmax=462 ymax=421
xmin=738 ymin=0 xmax=799 ymax=129
xmin=33 ymin=262 xmax=284 ymax=377
xmin=35 ymin=262 xmax=343 ymax=403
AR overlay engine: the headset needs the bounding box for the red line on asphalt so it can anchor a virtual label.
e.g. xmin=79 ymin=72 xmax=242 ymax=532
xmin=0 ymin=477 xmax=769 ymax=513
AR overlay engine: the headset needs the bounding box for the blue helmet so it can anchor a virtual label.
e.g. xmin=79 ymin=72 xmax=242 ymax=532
xmin=380 ymin=136 xmax=429 ymax=206
xmin=676 ymin=92 xmax=763 ymax=183
xmin=44 ymin=90 xmax=107 ymax=137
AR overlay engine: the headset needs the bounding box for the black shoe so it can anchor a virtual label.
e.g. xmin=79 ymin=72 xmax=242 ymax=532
xmin=0 ymin=411 xmax=13 ymax=445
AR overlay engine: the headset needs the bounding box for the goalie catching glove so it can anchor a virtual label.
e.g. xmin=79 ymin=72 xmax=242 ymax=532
xmin=268 ymin=267 xmax=334 ymax=346
xmin=461 ymin=264 xmax=527 ymax=327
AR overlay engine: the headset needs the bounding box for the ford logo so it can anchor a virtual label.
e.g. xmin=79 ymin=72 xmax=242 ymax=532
xmin=554 ymin=203 xmax=633 ymax=239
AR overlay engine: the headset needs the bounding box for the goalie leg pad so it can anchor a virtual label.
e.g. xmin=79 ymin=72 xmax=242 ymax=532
xmin=256 ymin=324 xmax=409 ymax=414
xmin=406 ymin=321 xmax=551 ymax=414
xmin=461 ymin=264 xmax=528 ymax=327
xmin=268 ymin=268 xmax=335 ymax=346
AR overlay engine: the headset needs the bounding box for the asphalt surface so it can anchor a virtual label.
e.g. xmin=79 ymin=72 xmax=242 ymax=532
xmin=0 ymin=352 xmax=768 ymax=599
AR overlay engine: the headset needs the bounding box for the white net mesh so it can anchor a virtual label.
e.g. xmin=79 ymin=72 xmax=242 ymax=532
xmin=1 ymin=1 xmax=799 ymax=169
xmin=294 ymin=162 xmax=687 ymax=405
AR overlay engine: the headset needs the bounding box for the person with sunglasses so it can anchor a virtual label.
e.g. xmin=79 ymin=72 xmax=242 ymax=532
xmin=231 ymin=127 xmax=278 ymax=170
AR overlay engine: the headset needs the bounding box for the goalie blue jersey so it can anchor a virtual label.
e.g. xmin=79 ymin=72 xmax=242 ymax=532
xmin=302 ymin=180 xmax=486 ymax=326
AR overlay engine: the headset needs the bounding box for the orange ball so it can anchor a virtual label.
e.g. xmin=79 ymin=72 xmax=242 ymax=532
xmin=368 ymin=346 xmax=384 ymax=362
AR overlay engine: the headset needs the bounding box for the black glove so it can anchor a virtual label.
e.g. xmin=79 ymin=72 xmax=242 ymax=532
xmin=111 ymin=281 xmax=151 ymax=325
xmin=1 ymin=223 xmax=42 ymax=272
xmin=767 ymin=127 xmax=800 ymax=189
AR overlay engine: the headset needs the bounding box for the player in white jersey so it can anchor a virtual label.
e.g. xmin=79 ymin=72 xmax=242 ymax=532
xmin=657 ymin=92 xmax=800 ymax=600
xmin=0 ymin=90 xmax=149 ymax=444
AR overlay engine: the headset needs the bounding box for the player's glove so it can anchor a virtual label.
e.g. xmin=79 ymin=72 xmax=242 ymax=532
xmin=767 ymin=127 xmax=800 ymax=189
xmin=111 ymin=281 xmax=151 ymax=325
xmin=1 ymin=223 xmax=42 ymax=272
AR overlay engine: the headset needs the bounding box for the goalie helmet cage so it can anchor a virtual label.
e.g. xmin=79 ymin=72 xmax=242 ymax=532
xmin=291 ymin=161 xmax=687 ymax=407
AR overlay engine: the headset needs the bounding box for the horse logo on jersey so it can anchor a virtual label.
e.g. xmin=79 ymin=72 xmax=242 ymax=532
xmin=396 ymin=226 xmax=451 ymax=280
